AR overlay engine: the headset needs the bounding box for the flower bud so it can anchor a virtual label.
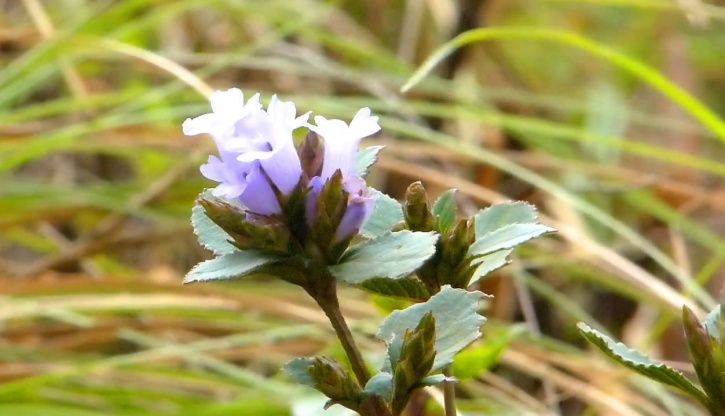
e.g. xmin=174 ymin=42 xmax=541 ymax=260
xmin=439 ymin=219 xmax=477 ymax=288
xmin=297 ymin=131 xmax=324 ymax=181
xmin=683 ymin=305 xmax=725 ymax=410
xmin=404 ymin=182 xmax=435 ymax=232
xmin=199 ymin=197 xmax=291 ymax=254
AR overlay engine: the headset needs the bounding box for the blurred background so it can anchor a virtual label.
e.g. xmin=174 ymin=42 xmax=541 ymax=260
xmin=0 ymin=0 xmax=724 ymax=415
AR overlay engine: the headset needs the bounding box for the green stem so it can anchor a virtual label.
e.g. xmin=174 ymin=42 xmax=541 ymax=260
xmin=443 ymin=367 xmax=457 ymax=416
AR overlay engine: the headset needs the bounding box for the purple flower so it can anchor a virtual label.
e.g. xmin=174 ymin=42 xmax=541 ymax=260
xmin=310 ymin=107 xmax=381 ymax=184
xmin=183 ymin=90 xmax=308 ymax=216
xmin=307 ymin=110 xmax=380 ymax=243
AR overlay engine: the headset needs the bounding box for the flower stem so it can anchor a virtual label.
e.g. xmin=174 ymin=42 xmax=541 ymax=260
xmin=316 ymin=293 xmax=372 ymax=385
xmin=311 ymin=281 xmax=391 ymax=416
xmin=443 ymin=367 xmax=457 ymax=416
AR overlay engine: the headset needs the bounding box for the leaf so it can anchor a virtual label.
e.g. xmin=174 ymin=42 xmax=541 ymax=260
xmin=704 ymin=304 xmax=722 ymax=342
xmin=468 ymin=249 xmax=512 ymax=285
xmin=431 ymin=189 xmax=457 ymax=234
xmin=452 ymin=325 xmax=524 ymax=380
xmin=474 ymin=201 xmax=538 ymax=238
xmin=361 ymin=276 xmax=430 ymax=301
xmin=363 ymin=372 xmax=393 ymax=402
xmin=377 ymin=286 xmax=487 ymax=372
xmin=577 ymin=323 xmax=709 ymax=406
xmin=355 ymin=146 xmax=384 ymax=177
xmin=468 ymin=223 xmax=554 ymax=257
xmin=285 ymin=358 xmax=316 ymax=386
xmin=191 ymin=202 xmax=237 ymax=255
xmin=418 ymin=374 xmax=455 ymax=386
xmin=361 ymin=189 xmax=404 ymax=239
xmin=331 ymin=231 xmax=438 ymax=285
xmin=184 ymin=251 xmax=279 ymax=283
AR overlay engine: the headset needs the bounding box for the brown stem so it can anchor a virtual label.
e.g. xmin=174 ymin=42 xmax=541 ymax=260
xmin=315 ymin=293 xmax=372 ymax=385
xmin=443 ymin=367 xmax=457 ymax=416
xmin=309 ymin=278 xmax=391 ymax=416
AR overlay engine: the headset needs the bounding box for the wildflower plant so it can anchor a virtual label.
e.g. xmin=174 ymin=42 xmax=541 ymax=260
xmin=183 ymin=89 xmax=554 ymax=416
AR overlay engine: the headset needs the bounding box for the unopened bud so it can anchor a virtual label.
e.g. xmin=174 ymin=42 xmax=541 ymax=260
xmin=404 ymin=182 xmax=435 ymax=231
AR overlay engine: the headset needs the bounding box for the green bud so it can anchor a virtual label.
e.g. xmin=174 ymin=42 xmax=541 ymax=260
xmin=438 ymin=219 xmax=477 ymax=288
xmin=404 ymin=182 xmax=435 ymax=232
xmin=683 ymin=306 xmax=725 ymax=413
xmin=391 ymin=312 xmax=436 ymax=414
xmin=307 ymin=357 xmax=363 ymax=412
xmin=307 ymin=170 xmax=348 ymax=262
xmin=199 ymin=197 xmax=291 ymax=254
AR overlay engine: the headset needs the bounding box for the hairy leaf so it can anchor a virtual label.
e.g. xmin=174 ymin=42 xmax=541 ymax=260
xmin=361 ymin=189 xmax=404 ymax=239
xmin=468 ymin=223 xmax=554 ymax=257
xmin=191 ymin=202 xmax=237 ymax=255
xmin=431 ymin=189 xmax=457 ymax=235
xmin=578 ymin=323 xmax=709 ymax=406
xmin=184 ymin=251 xmax=279 ymax=283
xmin=355 ymin=146 xmax=384 ymax=177
xmin=331 ymin=231 xmax=438 ymax=284
xmin=378 ymin=286 xmax=487 ymax=372
xmin=474 ymin=201 xmax=538 ymax=238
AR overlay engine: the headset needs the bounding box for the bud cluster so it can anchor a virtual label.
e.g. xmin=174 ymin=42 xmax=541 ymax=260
xmin=402 ymin=182 xmax=476 ymax=293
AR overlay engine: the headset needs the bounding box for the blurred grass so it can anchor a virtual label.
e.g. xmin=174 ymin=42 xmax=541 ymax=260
xmin=0 ymin=0 xmax=723 ymax=414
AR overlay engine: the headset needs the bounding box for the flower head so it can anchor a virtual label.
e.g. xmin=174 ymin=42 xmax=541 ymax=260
xmin=185 ymin=89 xmax=380 ymax=262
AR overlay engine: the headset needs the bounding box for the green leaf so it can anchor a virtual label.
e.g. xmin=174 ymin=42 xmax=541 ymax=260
xmin=577 ymin=323 xmax=709 ymax=406
xmin=452 ymin=325 xmax=524 ymax=380
xmin=355 ymin=146 xmax=384 ymax=177
xmin=331 ymin=231 xmax=438 ymax=285
xmin=363 ymin=372 xmax=393 ymax=402
xmin=469 ymin=249 xmax=512 ymax=284
xmin=284 ymin=357 xmax=316 ymax=386
xmin=419 ymin=374 xmax=455 ymax=386
xmin=704 ymin=304 xmax=722 ymax=342
xmin=191 ymin=202 xmax=237 ymax=255
xmin=431 ymin=190 xmax=457 ymax=235
xmin=361 ymin=276 xmax=430 ymax=301
xmin=468 ymin=223 xmax=554 ymax=257
xmin=361 ymin=189 xmax=404 ymax=239
xmin=377 ymin=286 xmax=487 ymax=372
xmin=474 ymin=201 xmax=538 ymax=238
xmin=184 ymin=251 xmax=279 ymax=284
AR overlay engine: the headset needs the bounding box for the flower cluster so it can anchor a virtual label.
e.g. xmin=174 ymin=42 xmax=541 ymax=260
xmin=183 ymin=89 xmax=380 ymax=260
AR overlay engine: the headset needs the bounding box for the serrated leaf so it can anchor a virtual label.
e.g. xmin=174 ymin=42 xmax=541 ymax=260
xmin=331 ymin=231 xmax=438 ymax=285
xmin=578 ymin=323 xmax=709 ymax=405
xmin=363 ymin=372 xmax=393 ymax=402
xmin=474 ymin=202 xmax=538 ymax=238
xmin=361 ymin=276 xmax=430 ymax=300
xmin=432 ymin=190 xmax=457 ymax=235
xmin=191 ymin=202 xmax=237 ymax=255
xmin=355 ymin=146 xmax=384 ymax=177
xmin=285 ymin=358 xmax=317 ymax=386
xmin=361 ymin=189 xmax=404 ymax=239
xmin=377 ymin=286 xmax=487 ymax=372
xmin=184 ymin=251 xmax=279 ymax=283
xmin=452 ymin=325 xmax=523 ymax=380
xmin=468 ymin=223 xmax=554 ymax=257
xmin=468 ymin=249 xmax=512 ymax=285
